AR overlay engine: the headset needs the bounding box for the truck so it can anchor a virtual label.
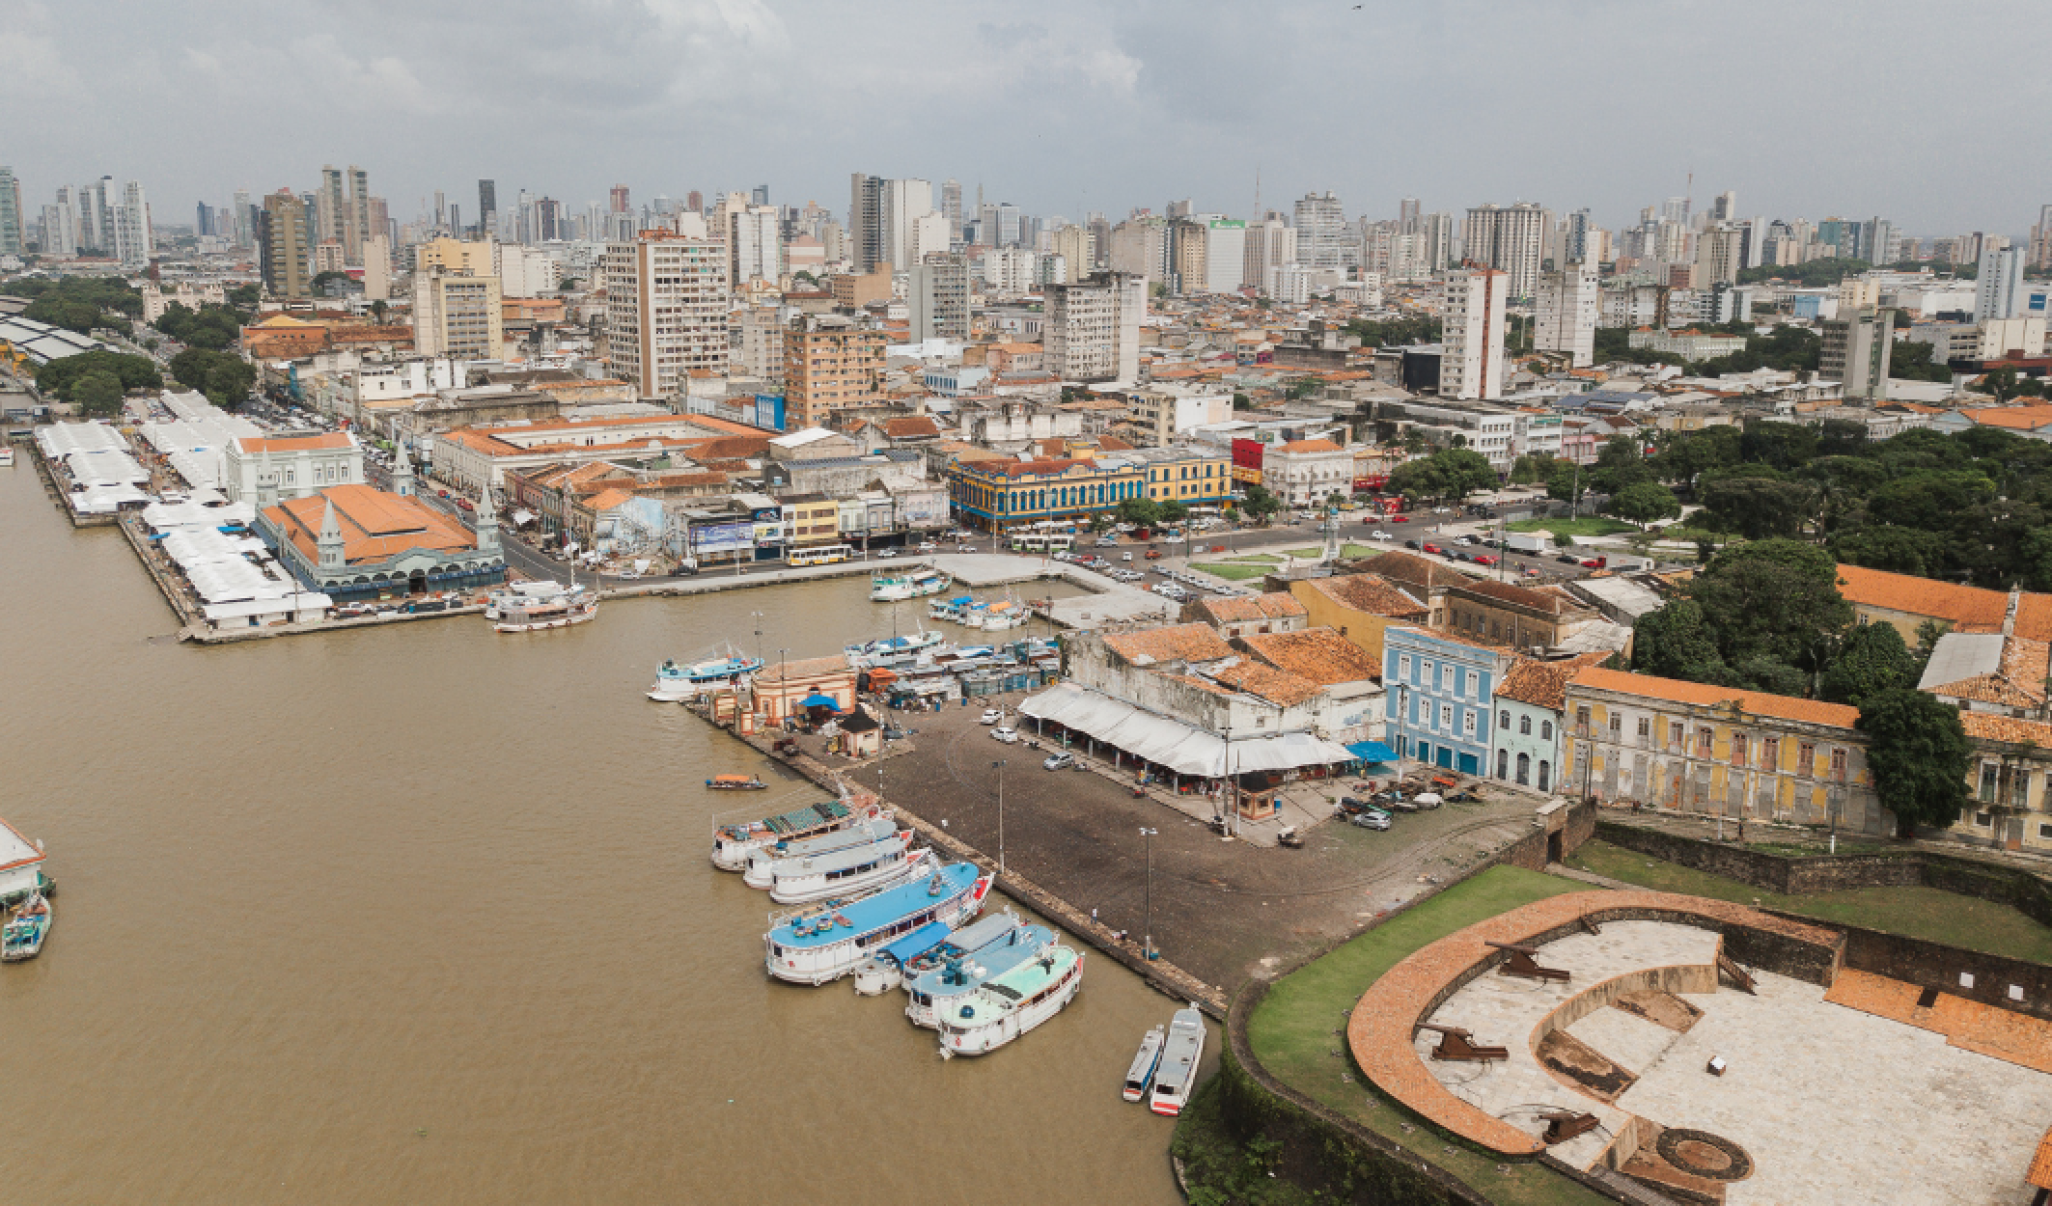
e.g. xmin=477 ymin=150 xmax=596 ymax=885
xmin=1503 ymin=532 xmax=1550 ymax=556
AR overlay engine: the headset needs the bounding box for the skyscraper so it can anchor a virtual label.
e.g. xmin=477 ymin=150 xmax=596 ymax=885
xmin=113 ymin=180 xmax=152 ymax=268
xmin=941 ymin=179 xmax=963 ymax=245
xmin=1462 ymin=203 xmax=1545 ymax=301
xmin=1820 ymin=309 xmax=1894 ymax=401
xmin=1535 ymin=263 xmax=1599 ymax=368
xmin=0 ymin=167 xmax=21 ymax=256
xmin=1398 ymin=197 xmax=1421 ymax=230
xmin=232 ymin=188 xmax=252 ymax=247
xmin=477 ymin=179 xmax=497 ymax=237
xmin=1440 ymin=268 xmax=1507 ymax=401
xmin=1711 ymin=191 xmax=1738 ymax=222
xmin=603 ymin=229 xmax=730 ymax=397
xmin=1294 ymin=191 xmax=1346 ymax=272
xmin=750 ymin=184 xmax=770 ymax=207
xmin=260 ymin=190 xmax=310 ymax=298
xmin=1976 ymin=238 xmax=2026 ymax=321
xmin=1043 ymin=272 xmax=1145 ymax=384
xmin=610 ymin=184 xmax=631 ymax=214
xmin=1243 ymin=218 xmax=1297 ymax=295
xmin=908 ymin=253 xmax=970 ymax=342
xmin=848 ymin=175 xmax=933 ymax=272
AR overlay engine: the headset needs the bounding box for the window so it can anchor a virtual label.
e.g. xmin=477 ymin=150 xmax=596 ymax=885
xmin=2040 ymin=822 xmax=2052 ymax=840
xmin=1397 ymin=654 xmax=1411 ymax=680
xmin=1798 ymin=741 xmax=1815 ymax=777
xmin=1696 ymin=728 xmax=1713 ymax=758
xmin=1976 ymin=811 xmax=1993 ymax=827
xmin=1830 ymin=747 xmax=1848 ymax=782
xmin=1519 ymin=715 xmax=1532 ymax=736
xmin=1499 ymin=711 xmax=1511 ymax=731
xmin=1762 ymin=737 xmax=1779 ymax=770
xmin=1538 ymin=760 xmax=1551 ymax=791
xmin=1576 ymin=706 xmax=1591 ymax=732
xmin=1980 ymin=764 xmax=2000 ymax=803
xmin=1731 ymin=733 xmax=1748 ymax=767
xmin=1609 ymin=713 xmax=1622 ymax=737
xmin=1637 ymin=717 xmax=1651 ymax=740
xmin=1497 ymin=749 xmax=1509 ymax=778
xmin=1516 ymin=752 xmax=1530 ymax=785
xmin=1669 ymin=721 xmax=1685 ymax=748
xmin=1464 ymin=710 xmax=1478 ymax=736
xmin=1541 ymin=720 xmax=1553 ymax=740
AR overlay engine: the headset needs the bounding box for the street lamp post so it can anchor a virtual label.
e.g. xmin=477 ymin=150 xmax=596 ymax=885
xmin=1139 ymin=826 xmax=1158 ymax=960
xmin=751 ymin=611 xmax=765 ymax=671
xmin=778 ymin=647 xmax=788 ymax=728
xmin=993 ymin=759 xmax=1007 ymax=874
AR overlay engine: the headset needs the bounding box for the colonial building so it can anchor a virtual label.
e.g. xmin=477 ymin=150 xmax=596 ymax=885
xmin=1260 ymin=438 xmax=1354 ymax=507
xmin=223 ymin=432 xmax=366 ymax=507
xmin=1561 ymin=666 xmax=1890 ymax=836
xmin=1122 ymin=445 xmax=1234 ymax=506
xmin=1182 ymin=591 xmax=1308 ymax=639
xmin=1383 ymin=626 xmax=1515 ymax=776
xmin=1490 ymin=653 xmax=1609 ymax=794
xmin=946 ymin=455 xmax=1145 ymax=531
xmin=1834 ymin=564 xmax=2052 ymax=644
xmin=260 ymin=482 xmax=505 ymax=599
xmin=1286 ymin=572 xmax=1431 ymax=663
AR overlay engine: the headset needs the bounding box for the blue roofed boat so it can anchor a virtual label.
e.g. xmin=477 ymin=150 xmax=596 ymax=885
xmin=764 ymin=862 xmax=993 ymax=986
xmin=928 ymin=594 xmax=975 ymax=622
xmin=853 ymin=908 xmax=1024 ymax=996
xmin=937 ymin=943 xmax=1084 ymax=1056
xmin=904 ymin=922 xmax=1055 ymax=1029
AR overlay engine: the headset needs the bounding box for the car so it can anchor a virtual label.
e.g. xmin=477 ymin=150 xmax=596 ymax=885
xmin=1473 ymin=554 xmax=1499 ymax=567
xmin=1581 ymin=558 xmax=1604 ymax=569
xmin=1422 ymin=543 xmax=1443 ymax=555
xmin=1523 ymin=566 xmax=1542 ymax=577
xmin=456 ymin=498 xmax=475 ymax=512
xmin=1121 ymin=552 xmax=1134 ymax=562
xmin=1557 ymin=553 xmax=1582 ymax=565
xmin=1043 ymin=752 xmax=1075 ymax=771
xmin=1347 ymin=811 xmax=1392 ymax=831
xmin=1370 ymin=530 xmax=1392 ymax=541
xmin=957 ymin=545 xmax=978 ymax=554
xmin=1098 ymin=537 xmax=1119 ymax=547
xmin=1145 ymin=549 xmax=1163 ymax=560
xmin=1404 ymin=540 xmax=1422 ymax=550
xmin=980 ymin=708 xmax=1003 ymax=725
xmin=876 ymin=548 xmax=899 ymax=558
xmin=1390 ymin=515 xmax=1409 ymax=523
xmin=992 ymin=727 xmax=1020 ymax=744
xmin=1455 ymin=536 xmax=1475 ymax=546
xmin=918 ymin=542 xmax=937 ymax=552
xmin=1454 ymin=551 xmax=1475 ymax=563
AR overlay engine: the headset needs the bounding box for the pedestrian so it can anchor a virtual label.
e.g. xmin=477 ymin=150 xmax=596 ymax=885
xmin=1091 ymin=908 xmax=1098 ymax=923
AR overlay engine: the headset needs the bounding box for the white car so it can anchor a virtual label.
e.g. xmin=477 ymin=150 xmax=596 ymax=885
xmin=1121 ymin=552 xmax=1134 ymax=562
xmin=1098 ymin=537 xmax=1119 ymax=547
xmin=877 ymin=548 xmax=900 ymax=558
xmin=1455 ymin=536 xmax=1475 ymax=546
xmin=918 ymin=542 xmax=937 ymax=552
xmin=980 ymin=708 xmax=1003 ymax=725
xmin=992 ymin=727 xmax=1020 ymax=744
xmin=1371 ymin=530 xmax=1393 ymax=541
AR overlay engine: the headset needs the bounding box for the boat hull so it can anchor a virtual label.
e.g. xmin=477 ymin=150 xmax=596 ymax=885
xmin=764 ymin=875 xmax=991 ymax=986
xmin=852 ymin=959 xmax=904 ymax=996
xmin=494 ymin=604 xmax=597 ymax=633
xmin=938 ymin=953 xmax=1083 ymax=1056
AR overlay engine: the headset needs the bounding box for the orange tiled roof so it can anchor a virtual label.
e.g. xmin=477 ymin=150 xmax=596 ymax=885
xmin=1273 ymin=438 xmax=1343 ymax=453
xmin=235 ymin=433 xmax=354 ymax=454
xmin=990 ymin=458 xmax=1085 ymax=478
xmin=1240 ymin=627 xmax=1383 ymax=685
xmin=1304 ymin=573 xmax=1430 ymax=618
xmin=1193 ymin=591 xmax=1308 ymax=625
xmin=1961 ymin=711 xmax=2052 ymax=748
xmin=1496 ymin=652 xmax=1612 ymax=712
xmin=1569 ymin=665 xmax=1860 ymax=728
xmin=1205 ymin=659 xmax=1322 ymax=707
xmin=266 ymin=484 xmax=475 ymax=566
xmin=1345 ymin=551 xmax=1468 ymax=592
xmin=1927 ymin=637 xmax=2050 ymax=709
xmin=1835 ymin=564 xmax=2052 ymax=641
xmin=1102 ymin=623 xmax=1235 ymax=667
xmin=1455 ymin=577 xmax=1584 ymax=616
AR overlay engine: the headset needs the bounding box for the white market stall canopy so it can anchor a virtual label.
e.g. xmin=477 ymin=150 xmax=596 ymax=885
xmin=1017 ymin=682 xmax=1354 ymax=778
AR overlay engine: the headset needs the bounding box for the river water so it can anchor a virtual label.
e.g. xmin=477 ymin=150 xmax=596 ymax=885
xmin=0 ymin=464 xmax=1187 ymax=1204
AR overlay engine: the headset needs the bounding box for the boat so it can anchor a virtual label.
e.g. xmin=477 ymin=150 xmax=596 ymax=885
xmin=649 ymin=651 xmax=764 ymax=699
xmin=706 ymin=774 xmax=768 ymax=791
xmin=489 ymin=580 xmax=596 ymax=633
xmin=980 ymin=599 xmax=1029 ymax=631
xmin=738 ymin=817 xmax=900 ymax=887
xmin=1123 ymin=1025 xmax=1167 ymax=1101
xmin=870 ymin=567 xmax=951 ymax=602
xmin=763 ymin=863 xmax=993 ymax=986
xmin=854 ymin=909 xmax=1023 ymax=996
xmin=928 ymin=594 xmax=974 ymax=622
xmin=1148 ymin=1007 xmax=1207 ymax=1116
xmin=712 ymin=797 xmax=886 ymax=870
xmin=904 ymin=923 xmax=1056 ymax=1028
xmin=2 ymin=893 xmax=50 ymax=962
xmin=959 ymin=601 xmax=992 ymax=629
xmin=757 ymin=835 xmax=929 ymax=905
xmin=936 ymin=944 xmax=1084 ymax=1056
xmin=844 ymin=628 xmax=947 ymax=670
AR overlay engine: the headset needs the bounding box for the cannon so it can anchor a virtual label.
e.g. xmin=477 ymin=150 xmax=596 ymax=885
xmin=1486 ymin=940 xmax=1572 ymax=983
xmin=1417 ymin=1022 xmax=1510 ymax=1062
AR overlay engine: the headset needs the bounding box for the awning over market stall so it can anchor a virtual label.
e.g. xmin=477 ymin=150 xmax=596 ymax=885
xmin=1017 ymin=683 xmax=1356 ymax=778
xmin=1345 ymin=741 xmax=1398 ymax=763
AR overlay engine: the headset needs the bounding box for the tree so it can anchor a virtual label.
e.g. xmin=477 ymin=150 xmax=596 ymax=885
xmin=168 ymin=347 xmax=256 ymax=407
xmin=1509 ymin=454 xmax=1550 ymax=485
xmin=1688 ymin=538 xmax=1853 ymax=678
xmin=34 ymin=349 xmax=161 ymax=400
xmin=1697 ymin=474 xmax=1818 ymax=540
xmin=226 ymin=284 xmax=261 ymax=308
xmin=1116 ymin=496 xmax=1163 ymax=527
xmin=71 ymin=371 xmax=125 ymax=416
xmin=1389 ymin=447 xmax=1496 ymax=502
xmin=1610 ymin=481 xmax=1681 ymax=527
xmin=1820 ymin=621 xmax=1922 ymax=708
xmin=1631 ymin=599 xmax=1730 ymax=683
xmin=1159 ymin=499 xmax=1190 ymax=524
xmin=1241 ymin=483 xmax=1283 ymax=523
xmin=1829 ymin=525 xmax=1950 ymax=577
xmin=1857 ymin=689 xmax=1973 ymax=838
xmin=1589 ymin=435 xmax=1656 ymax=495
xmin=368 ymin=299 xmax=389 ymax=325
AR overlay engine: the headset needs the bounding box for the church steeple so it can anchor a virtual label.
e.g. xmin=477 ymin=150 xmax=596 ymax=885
xmin=389 ymin=439 xmax=415 ymax=497
xmin=317 ymin=500 xmax=345 ymax=571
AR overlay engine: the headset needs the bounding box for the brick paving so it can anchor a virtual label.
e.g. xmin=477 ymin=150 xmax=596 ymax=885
xmin=1827 ymin=967 xmax=2052 ymax=1075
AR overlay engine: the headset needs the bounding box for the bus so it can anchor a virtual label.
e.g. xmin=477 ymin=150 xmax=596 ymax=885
xmin=786 ymin=544 xmax=853 ymax=567
xmin=1008 ymin=524 xmax=1077 ymax=554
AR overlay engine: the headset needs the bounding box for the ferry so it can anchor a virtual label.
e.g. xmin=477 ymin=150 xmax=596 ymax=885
xmin=1148 ymin=1007 xmax=1208 ymax=1116
xmin=936 ymin=944 xmax=1084 ymax=1056
xmin=490 ymin=580 xmax=596 ymax=633
xmin=980 ymin=600 xmax=1029 ymax=631
xmin=844 ymin=628 xmax=946 ymax=669
xmin=712 ymin=797 xmax=884 ymax=870
xmin=649 ymin=651 xmax=764 ymax=699
xmin=763 ymin=863 xmax=992 ymax=986
xmin=853 ymin=908 xmax=1023 ymax=997
xmin=904 ymin=923 xmax=1056 ymax=1028
xmin=758 ymin=835 xmax=928 ymax=905
xmin=928 ymin=594 xmax=975 ymax=623
xmin=870 ymin=568 xmax=951 ymax=602
xmin=1123 ymin=1025 xmax=1167 ymax=1101
xmin=2 ymin=893 xmax=50 ymax=962
xmin=738 ymin=816 xmax=900 ymax=888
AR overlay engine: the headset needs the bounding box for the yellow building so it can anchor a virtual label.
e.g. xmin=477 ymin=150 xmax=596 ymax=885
xmin=413 ymin=235 xmax=497 ymax=277
xmin=1286 ymin=573 xmax=1431 ymax=664
xmin=946 ymin=455 xmax=1145 ymax=531
xmin=1127 ymin=447 xmax=1233 ymax=505
xmin=1562 ymin=666 xmax=1890 ymax=836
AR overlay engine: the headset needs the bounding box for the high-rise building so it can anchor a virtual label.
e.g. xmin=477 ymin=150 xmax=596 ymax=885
xmin=1534 ymin=263 xmax=1599 ymax=368
xmin=476 ymin=179 xmax=497 ymax=236
xmin=1695 ymin=224 xmax=1744 ymax=286
xmin=1462 ymin=203 xmax=1545 ymax=300
xmin=610 ymin=184 xmax=631 ymax=214
xmin=727 ymin=201 xmax=782 ymax=285
xmin=1047 ymin=225 xmax=1092 ymax=286
xmin=412 ymin=268 xmax=504 ymax=359
xmin=782 ymin=314 xmax=887 ymax=429
xmin=1294 ymin=191 xmax=1347 ymax=272
xmin=1976 ymin=238 xmax=2026 ymax=321
xmin=0 ymin=166 xmax=21 ymax=256
xmin=1820 ymin=308 xmax=1894 ymax=401
xmin=2030 ymin=205 xmax=2052 ymax=271
xmin=1399 ymin=197 xmax=1421 ymax=230
xmin=87 ymin=176 xmax=115 ymax=253
xmin=1440 ymin=268 xmax=1508 ymax=401
xmin=604 ymin=230 xmax=730 ymax=397
xmin=1711 ymin=191 xmax=1738 ymax=222
xmin=1200 ymin=219 xmax=1246 ymax=294
xmin=108 ymin=180 xmax=152 ymax=269
xmin=40 ymin=196 xmax=77 ymax=257
xmin=940 ymin=179 xmax=962 ymax=246
xmin=1043 ymin=272 xmax=1145 ymax=384
xmin=1243 ymin=218 xmax=1297 ymax=295
xmin=362 ymin=234 xmax=391 ymax=302
xmin=908 ymin=252 xmax=970 ymax=342
xmin=1420 ymin=212 xmax=1455 ymax=273
xmin=232 ymin=188 xmax=252 ymax=246
xmin=1169 ymin=219 xmax=1207 ymax=295
xmin=1108 ymin=218 xmax=1168 ymax=283
xmin=260 ymin=190 xmax=310 ymax=299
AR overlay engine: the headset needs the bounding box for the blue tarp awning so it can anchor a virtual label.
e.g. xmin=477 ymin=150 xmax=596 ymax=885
xmin=1346 ymin=741 xmax=1398 ymax=763
xmin=800 ymin=693 xmax=841 ymax=710
xmin=881 ymin=921 xmax=951 ymax=967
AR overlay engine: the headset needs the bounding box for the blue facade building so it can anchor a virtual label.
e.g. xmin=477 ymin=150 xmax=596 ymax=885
xmin=1382 ymin=627 xmax=1513 ymax=777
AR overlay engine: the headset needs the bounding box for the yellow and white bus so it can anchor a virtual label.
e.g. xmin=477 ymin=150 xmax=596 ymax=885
xmin=785 ymin=543 xmax=853 ymax=567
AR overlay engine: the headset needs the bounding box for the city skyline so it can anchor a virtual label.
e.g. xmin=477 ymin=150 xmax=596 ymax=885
xmin=7 ymin=0 xmax=2051 ymax=235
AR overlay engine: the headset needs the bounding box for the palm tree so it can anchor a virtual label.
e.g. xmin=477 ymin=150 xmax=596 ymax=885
xmin=368 ymin=299 xmax=389 ymax=325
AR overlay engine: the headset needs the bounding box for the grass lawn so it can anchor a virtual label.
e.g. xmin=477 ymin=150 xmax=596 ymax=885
xmin=1246 ymin=866 xmax=1610 ymax=1205
xmin=1225 ymin=553 xmax=1284 ymax=564
xmin=1567 ymin=839 xmax=2052 ymax=964
xmin=1193 ymin=562 xmax=1271 ymax=581
xmin=1282 ymin=543 xmax=1379 ymax=560
xmin=1505 ymin=516 xmax=1636 ymax=538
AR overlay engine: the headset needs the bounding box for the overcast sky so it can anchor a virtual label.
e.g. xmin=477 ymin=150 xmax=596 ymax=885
xmin=8 ymin=0 xmax=2049 ymax=237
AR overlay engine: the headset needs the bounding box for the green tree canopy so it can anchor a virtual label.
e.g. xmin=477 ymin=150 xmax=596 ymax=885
xmin=1829 ymin=525 xmax=1951 ymax=577
xmin=168 ymin=347 xmax=256 ymax=408
xmin=1240 ymin=483 xmax=1283 ymax=522
xmin=1856 ymin=689 xmax=1972 ymax=837
xmin=1820 ymin=621 xmax=1923 ymax=708
xmin=1158 ymin=499 xmax=1190 ymax=523
xmin=1388 ymin=447 xmax=1496 ymax=502
xmin=154 ymin=301 xmax=244 ymax=351
xmin=1687 ymin=539 xmax=1852 ymax=675
xmin=1697 ymin=474 xmax=1818 ymax=539
xmin=1630 ymin=598 xmax=1730 ymax=683
xmin=1651 ymin=426 xmax=1741 ymax=484
xmin=1589 ymin=435 xmax=1656 ymax=495
xmin=1610 ymin=480 xmax=1681 ymax=527
xmin=70 ymin=370 xmax=125 ymax=416
xmin=34 ymin=349 xmax=161 ymax=400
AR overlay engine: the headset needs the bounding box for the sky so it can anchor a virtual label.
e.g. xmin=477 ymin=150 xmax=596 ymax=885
xmin=8 ymin=0 xmax=2050 ymax=238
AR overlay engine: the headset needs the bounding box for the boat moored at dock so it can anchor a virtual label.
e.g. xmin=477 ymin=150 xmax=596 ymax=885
xmin=870 ymin=568 xmax=951 ymax=602
xmin=489 ymin=580 xmax=596 ymax=633
xmin=738 ymin=817 xmax=899 ymax=888
xmin=1123 ymin=1025 xmax=1166 ymax=1101
xmin=1148 ymin=1007 xmax=1207 ymax=1116
xmin=760 ymin=835 xmax=928 ymax=904
xmin=853 ymin=908 xmax=1023 ymax=996
xmin=843 ymin=628 xmax=946 ymax=670
xmin=904 ymin=922 xmax=1056 ymax=1028
xmin=928 ymin=594 xmax=975 ymax=623
xmin=935 ymin=943 xmax=1083 ymax=1056
xmin=649 ymin=651 xmax=763 ymax=699
xmin=2 ymin=893 xmax=50 ymax=962
xmin=764 ymin=863 xmax=992 ymax=986
xmin=712 ymin=797 xmax=885 ymax=870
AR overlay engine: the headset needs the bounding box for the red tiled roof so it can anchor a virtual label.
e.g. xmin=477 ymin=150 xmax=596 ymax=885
xmin=1102 ymin=623 xmax=1234 ymax=666
xmin=1835 ymin=564 xmax=2052 ymax=641
xmin=1303 ymin=573 xmax=1430 ymax=618
xmin=1240 ymin=627 xmax=1383 ymax=685
xmin=1569 ymin=665 xmax=1860 ymax=728
xmin=1496 ymin=652 xmax=1611 ymax=712
xmin=235 ymin=433 xmax=354 ymax=454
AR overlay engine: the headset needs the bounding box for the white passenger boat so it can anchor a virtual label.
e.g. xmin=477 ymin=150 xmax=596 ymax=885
xmin=738 ymin=817 xmax=900 ymax=887
xmin=904 ymin=922 xmax=1056 ymax=1028
xmin=1148 ymin=1007 xmax=1207 ymax=1116
xmin=928 ymin=594 xmax=974 ymax=622
xmin=852 ymin=909 xmax=1023 ymax=997
xmin=844 ymin=628 xmax=947 ymax=670
xmin=763 ymin=863 xmax=992 ymax=986
xmin=2 ymin=893 xmax=50 ymax=962
xmin=759 ymin=835 xmax=928 ymax=904
xmin=1123 ymin=1025 xmax=1166 ymax=1101
xmin=871 ymin=568 xmax=951 ymax=602
xmin=936 ymin=944 xmax=1084 ymax=1056
xmin=980 ymin=599 xmax=1028 ymax=631
xmin=959 ymin=601 xmax=992 ymax=629
xmin=649 ymin=650 xmax=764 ymax=699
xmin=489 ymin=580 xmax=596 ymax=632
xmin=712 ymin=797 xmax=886 ymax=871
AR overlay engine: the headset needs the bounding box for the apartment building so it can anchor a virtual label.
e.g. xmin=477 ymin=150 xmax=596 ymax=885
xmin=1440 ymin=268 xmax=1507 ymax=401
xmin=782 ymin=315 xmax=886 ymax=429
xmin=1534 ymin=262 xmax=1599 ymax=368
xmin=603 ymin=230 xmax=730 ymax=397
xmin=411 ymin=269 xmax=504 ymax=360
xmin=260 ymin=191 xmax=310 ymax=299
xmin=1462 ymin=203 xmax=1545 ymax=300
xmin=1043 ymin=271 xmax=1145 ymax=384
xmin=1819 ymin=308 xmax=1894 ymax=402
xmin=908 ymin=253 xmax=970 ymax=341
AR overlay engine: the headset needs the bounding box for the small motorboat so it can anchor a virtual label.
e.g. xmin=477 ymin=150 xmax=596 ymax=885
xmin=1124 ymin=1024 xmax=1166 ymax=1101
xmin=2 ymin=893 xmax=51 ymax=962
xmin=1149 ymin=1006 xmax=1207 ymax=1116
xmin=707 ymin=774 xmax=768 ymax=791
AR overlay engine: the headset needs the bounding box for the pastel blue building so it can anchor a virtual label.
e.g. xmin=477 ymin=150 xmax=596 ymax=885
xmin=1382 ymin=627 xmax=1514 ymax=777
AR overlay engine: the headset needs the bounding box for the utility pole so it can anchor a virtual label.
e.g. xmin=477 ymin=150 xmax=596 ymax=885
xmin=993 ymin=759 xmax=1007 ymax=874
xmin=1139 ymin=826 xmax=1158 ymax=960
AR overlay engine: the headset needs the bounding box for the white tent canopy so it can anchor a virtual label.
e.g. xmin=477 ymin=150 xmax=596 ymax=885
xmin=1017 ymin=683 xmax=1354 ymax=778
